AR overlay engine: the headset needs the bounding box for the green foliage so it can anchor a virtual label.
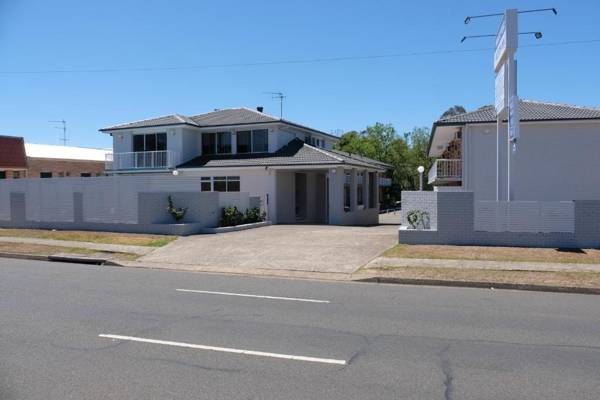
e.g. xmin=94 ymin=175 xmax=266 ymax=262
xmin=406 ymin=209 xmax=430 ymax=229
xmin=244 ymin=207 xmax=266 ymax=224
xmin=334 ymin=123 xmax=435 ymax=207
xmin=220 ymin=206 xmax=266 ymax=227
xmin=440 ymin=105 xmax=467 ymax=119
xmin=166 ymin=195 xmax=188 ymax=223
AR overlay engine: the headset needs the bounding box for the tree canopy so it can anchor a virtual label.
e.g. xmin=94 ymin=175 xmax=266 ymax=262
xmin=333 ymin=123 xmax=434 ymax=207
xmin=440 ymin=105 xmax=466 ymax=119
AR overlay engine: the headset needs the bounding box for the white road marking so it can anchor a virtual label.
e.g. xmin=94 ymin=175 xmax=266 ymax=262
xmin=175 ymin=288 xmax=330 ymax=303
xmin=98 ymin=334 xmax=346 ymax=365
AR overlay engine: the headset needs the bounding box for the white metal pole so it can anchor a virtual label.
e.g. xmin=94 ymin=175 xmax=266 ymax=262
xmin=507 ymin=55 xmax=512 ymax=202
xmin=496 ymin=118 xmax=500 ymax=201
xmin=419 ymin=172 xmax=423 ymax=191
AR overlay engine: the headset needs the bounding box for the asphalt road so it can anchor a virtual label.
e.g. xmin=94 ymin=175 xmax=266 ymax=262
xmin=1 ymin=258 xmax=599 ymax=400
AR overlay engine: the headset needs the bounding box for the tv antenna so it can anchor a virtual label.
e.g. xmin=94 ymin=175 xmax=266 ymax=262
xmin=263 ymin=91 xmax=285 ymax=118
xmin=49 ymin=119 xmax=67 ymax=146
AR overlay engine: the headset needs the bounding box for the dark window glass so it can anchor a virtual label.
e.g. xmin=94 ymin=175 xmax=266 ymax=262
xmin=201 ymin=177 xmax=211 ymax=191
xmin=145 ymin=134 xmax=157 ymax=151
xmin=213 ymin=177 xmax=227 ymax=192
xmin=227 ymin=176 xmax=240 ymax=192
xmin=217 ymin=132 xmax=231 ymax=154
xmin=344 ymin=173 xmax=351 ymax=212
xmin=357 ymin=173 xmax=364 ymax=206
xmin=80 ymin=173 xmax=91 ymax=177
xmin=236 ymin=131 xmax=251 ymax=153
xmin=0 ymin=171 xmax=6 ymax=179
xmin=252 ymin=129 xmax=268 ymax=152
xmin=133 ymin=135 xmax=145 ymax=152
xmin=40 ymin=172 xmax=52 ymax=178
xmin=369 ymin=172 xmax=376 ymax=208
xmin=156 ymin=133 xmax=167 ymax=151
xmin=202 ymin=133 xmax=216 ymax=155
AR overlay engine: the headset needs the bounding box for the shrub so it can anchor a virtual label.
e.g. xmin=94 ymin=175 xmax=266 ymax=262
xmin=220 ymin=206 xmax=245 ymax=227
xmin=406 ymin=209 xmax=430 ymax=229
xmin=220 ymin=206 xmax=266 ymax=227
xmin=166 ymin=195 xmax=188 ymax=222
xmin=245 ymin=207 xmax=266 ymax=224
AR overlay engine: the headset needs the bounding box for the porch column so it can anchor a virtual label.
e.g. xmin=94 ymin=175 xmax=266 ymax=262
xmin=327 ymin=167 xmax=344 ymax=224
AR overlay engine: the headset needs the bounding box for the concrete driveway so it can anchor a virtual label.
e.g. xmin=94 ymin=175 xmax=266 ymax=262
xmin=140 ymin=224 xmax=398 ymax=274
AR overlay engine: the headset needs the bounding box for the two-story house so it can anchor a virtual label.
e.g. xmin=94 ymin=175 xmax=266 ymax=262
xmin=400 ymin=100 xmax=600 ymax=248
xmin=101 ymin=107 xmax=389 ymax=225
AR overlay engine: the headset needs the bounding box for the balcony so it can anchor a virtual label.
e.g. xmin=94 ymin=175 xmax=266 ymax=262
xmin=106 ymin=150 xmax=179 ymax=171
xmin=428 ymin=159 xmax=462 ymax=185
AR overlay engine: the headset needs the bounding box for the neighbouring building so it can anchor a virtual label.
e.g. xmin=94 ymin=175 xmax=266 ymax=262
xmin=102 ymin=107 xmax=389 ymax=225
xmin=0 ymin=135 xmax=28 ymax=179
xmin=400 ymin=100 xmax=600 ymax=248
xmin=0 ymin=137 xmax=111 ymax=179
xmin=25 ymin=143 xmax=110 ymax=178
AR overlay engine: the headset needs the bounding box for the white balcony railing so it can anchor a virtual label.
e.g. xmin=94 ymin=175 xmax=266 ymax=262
xmin=428 ymin=159 xmax=462 ymax=185
xmin=105 ymin=150 xmax=179 ymax=170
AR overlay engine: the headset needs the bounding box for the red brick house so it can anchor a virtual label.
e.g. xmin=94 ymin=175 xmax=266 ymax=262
xmin=0 ymin=135 xmax=28 ymax=179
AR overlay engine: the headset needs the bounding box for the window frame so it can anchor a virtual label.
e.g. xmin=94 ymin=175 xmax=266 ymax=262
xmin=132 ymin=132 xmax=167 ymax=152
xmin=356 ymin=172 xmax=364 ymax=207
xmin=200 ymin=176 xmax=240 ymax=192
xmin=216 ymin=132 xmax=232 ymax=154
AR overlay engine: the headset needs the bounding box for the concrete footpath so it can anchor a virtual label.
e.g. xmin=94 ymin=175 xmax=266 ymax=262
xmin=365 ymin=256 xmax=600 ymax=272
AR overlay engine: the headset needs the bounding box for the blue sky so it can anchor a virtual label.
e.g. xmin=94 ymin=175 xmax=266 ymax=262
xmin=1 ymin=0 xmax=599 ymax=148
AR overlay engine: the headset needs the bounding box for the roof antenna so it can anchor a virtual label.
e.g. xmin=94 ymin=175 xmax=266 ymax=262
xmin=263 ymin=91 xmax=285 ymax=119
xmin=49 ymin=119 xmax=67 ymax=146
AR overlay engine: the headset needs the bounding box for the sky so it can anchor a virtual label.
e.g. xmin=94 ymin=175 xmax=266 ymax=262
xmin=0 ymin=0 xmax=599 ymax=148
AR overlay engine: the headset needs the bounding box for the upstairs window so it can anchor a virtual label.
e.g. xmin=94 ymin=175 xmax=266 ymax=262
xmin=236 ymin=129 xmax=268 ymax=153
xmin=133 ymin=133 xmax=167 ymax=152
xmin=202 ymin=133 xmax=216 ymax=155
xmin=252 ymin=129 xmax=268 ymax=152
xmin=237 ymin=131 xmax=251 ymax=153
xmin=217 ymin=132 xmax=231 ymax=154
xmin=203 ymin=132 xmax=232 ymax=155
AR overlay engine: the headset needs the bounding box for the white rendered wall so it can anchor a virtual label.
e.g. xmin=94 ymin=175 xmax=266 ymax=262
xmin=464 ymin=121 xmax=600 ymax=201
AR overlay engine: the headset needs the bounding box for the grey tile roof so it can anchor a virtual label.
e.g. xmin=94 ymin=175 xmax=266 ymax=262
xmin=177 ymin=138 xmax=387 ymax=170
xmin=437 ymin=100 xmax=600 ymax=125
xmin=100 ymin=107 xmax=340 ymax=139
xmin=189 ymin=108 xmax=278 ymax=126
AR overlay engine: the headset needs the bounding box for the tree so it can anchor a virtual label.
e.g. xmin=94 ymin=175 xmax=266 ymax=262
xmin=334 ymin=123 xmax=433 ymax=207
xmin=440 ymin=105 xmax=466 ymax=119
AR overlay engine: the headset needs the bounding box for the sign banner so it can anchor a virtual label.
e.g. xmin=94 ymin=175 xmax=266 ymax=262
xmin=494 ymin=9 xmax=518 ymax=72
xmin=508 ymin=94 xmax=520 ymax=141
xmin=495 ymin=62 xmax=507 ymax=115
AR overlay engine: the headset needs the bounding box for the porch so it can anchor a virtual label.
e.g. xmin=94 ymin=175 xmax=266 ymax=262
xmin=274 ymin=166 xmax=381 ymax=226
xmin=428 ymin=159 xmax=462 ymax=185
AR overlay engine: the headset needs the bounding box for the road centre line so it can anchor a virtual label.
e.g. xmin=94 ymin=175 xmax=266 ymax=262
xmin=98 ymin=334 xmax=346 ymax=365
xmin=175 ymin=288 xmax=330 ymax=303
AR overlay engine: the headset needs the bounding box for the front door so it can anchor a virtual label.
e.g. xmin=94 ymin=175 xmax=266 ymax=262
xmin=295 ymin=173 xmax=307 ymax=221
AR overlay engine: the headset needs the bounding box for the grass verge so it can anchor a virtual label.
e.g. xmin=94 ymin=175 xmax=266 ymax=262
xmin=0 ymin=228 xmax=176 ymax=247
xmin=384 ymin=244 xmax=600 ymax=264
xmin=0 ymin=242 xmax=139 ymax=261
xmin=363 ymin=266 xmax=600 ymax=289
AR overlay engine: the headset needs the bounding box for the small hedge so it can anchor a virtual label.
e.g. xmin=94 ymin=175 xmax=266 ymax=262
xmin=220 ymin=206 xmax=266 ymax=227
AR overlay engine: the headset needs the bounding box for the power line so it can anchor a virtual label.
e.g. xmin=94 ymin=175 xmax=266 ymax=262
xmin=1 ymin=39 xmax=599 ymax=75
